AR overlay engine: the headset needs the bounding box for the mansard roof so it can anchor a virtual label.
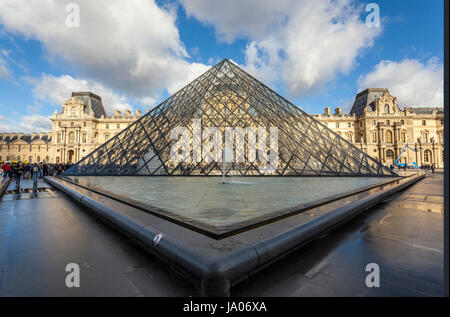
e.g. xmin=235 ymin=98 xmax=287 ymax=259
xmin=71 ymin=91 xmax=107 ymax=118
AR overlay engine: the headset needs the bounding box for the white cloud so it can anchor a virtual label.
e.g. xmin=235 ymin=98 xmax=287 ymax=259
xmin=0 ymin=114 xmax=51 ymax=133
xmin=358 ymin=58 xmax=444 ymax=107
xmin=0 ymin=0 xmax=209 ymax=99
xmin=29 ymin=74 xmax=133 ymax=115
xmin=181 ymin=0 xmax=381 ymax=96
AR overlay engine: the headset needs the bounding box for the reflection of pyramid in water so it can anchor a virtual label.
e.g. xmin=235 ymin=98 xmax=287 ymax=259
xmin=64 ymin=59 xmax=396 ymax=177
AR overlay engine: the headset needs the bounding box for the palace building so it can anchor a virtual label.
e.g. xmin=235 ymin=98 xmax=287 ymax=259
xmin=0 ymin=88 xmax=444 ymax=168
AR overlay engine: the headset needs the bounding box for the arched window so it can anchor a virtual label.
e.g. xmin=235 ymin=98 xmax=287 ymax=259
xmin=385 ymin=130 xmax=393 ymax=143
xmin=384 ymin=104 xmax=389 ymax=113
xmin=424 ymin=150 xmax=432 ymax=163
xmin=69 ymin=132 xmax=75 ymax=143
xmin=372 ymin=132 xmax=377 ymax=143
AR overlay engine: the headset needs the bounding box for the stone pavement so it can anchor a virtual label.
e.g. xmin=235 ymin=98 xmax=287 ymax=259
xmin=0 ymin=173 xmax=444 ymax=296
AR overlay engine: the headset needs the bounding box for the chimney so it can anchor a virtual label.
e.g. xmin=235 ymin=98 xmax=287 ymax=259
xmin=125 ymin=110 xmax=131 ymax=117
xmin=335 ymin=107 xmax=342 ymax=115
xmin=135 ymin=109 xmax=142 ymax=116
xmin=324 ymin=107 xmax=331 ymax=115
xmin=114 ymin=109 xmax=122 ymax=117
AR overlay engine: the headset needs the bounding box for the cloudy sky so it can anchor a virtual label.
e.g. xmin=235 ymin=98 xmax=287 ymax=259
xmin=0 ymin=0 xmax=444 ymax=132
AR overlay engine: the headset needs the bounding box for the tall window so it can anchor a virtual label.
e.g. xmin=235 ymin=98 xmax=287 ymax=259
xmin=424 ymin=150 xmax=431 ymax=163
xmin=385 ymin=130 xmax=393 ymax=143
xmin=372 ymin=120 xmax=376 ymax=126
xmin=82 ymin=134 xmax=87 ymax=143
xmin=386 ymin=120 xmax=390 ymax=125
xmin=71 ymin=122 xmax=74 ymax=127
xmin=83 ymin=122 xmax=86 ymax=127
xmin=116 ymin=124 xmax=120 ymax=129
xmin=401 ymin=132 xmax=406 ymax=143
xmin=106 ymin=124 xmax=109 ymax=129
xmin=347 ymin=122 xmax=351 ymax=128
xmin=422 ymin=120 xmax=426 ymax=126
xmin=386 ymin=150 xmax=394 ymax=160
xmin=69 ymin=132 xmax=75 ymax=143
xmin=372 ymin=132 xmax=377 ymax=143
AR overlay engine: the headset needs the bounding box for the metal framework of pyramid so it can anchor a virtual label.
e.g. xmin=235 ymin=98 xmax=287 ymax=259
xmin=64 ymin=59 xmax=396 ymax=177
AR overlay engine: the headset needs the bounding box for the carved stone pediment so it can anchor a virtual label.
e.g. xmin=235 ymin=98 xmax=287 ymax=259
xmin=374 ymin=92 xmax=400 ymax=114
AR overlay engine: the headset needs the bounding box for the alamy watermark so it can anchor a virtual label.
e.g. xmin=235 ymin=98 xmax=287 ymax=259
xmin=169 ymin=119 xmax=279 ymax=174
xmin=365 ymin=263 xmax=380 ymax=288
xmin=365 ymin=3 xmax=380 ymax=28
xmin=65 ymin=263 xmax=80 ymax=288
xmin=65 ymin=3 xmax=80 ymax=28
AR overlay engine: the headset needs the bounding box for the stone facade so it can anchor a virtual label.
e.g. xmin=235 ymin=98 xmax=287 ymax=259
xmin=312 ymin=89 xmax=444 ymax=168
xmin=0 ymin=92 xmax=140 ymax=164
xmin=0 ymin=89 xmax=445 ymax=168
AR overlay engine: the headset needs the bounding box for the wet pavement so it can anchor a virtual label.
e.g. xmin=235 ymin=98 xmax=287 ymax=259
xmin=0 ymin=173 xmax=444 ymax=296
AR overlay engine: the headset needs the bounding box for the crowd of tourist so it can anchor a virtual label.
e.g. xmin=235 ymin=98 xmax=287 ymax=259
xmin=0 ymin=162 xmax=73 ymax=179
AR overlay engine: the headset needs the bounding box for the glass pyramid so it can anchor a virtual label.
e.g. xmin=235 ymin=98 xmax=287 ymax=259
xmin=64 ymin=59 xmax=397 ymax=177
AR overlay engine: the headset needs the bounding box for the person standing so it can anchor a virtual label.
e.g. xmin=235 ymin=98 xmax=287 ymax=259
xmin=1 ymin=162 xmax=10 ymax=178
xmin=13 ymin=163 xmax=23 ymax=193
xmin=31 ymin=163 xmax=40 ymax=195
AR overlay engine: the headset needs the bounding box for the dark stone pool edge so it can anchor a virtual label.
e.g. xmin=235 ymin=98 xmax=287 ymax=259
xmin=44 ymin=174 xmax=424 ymax=297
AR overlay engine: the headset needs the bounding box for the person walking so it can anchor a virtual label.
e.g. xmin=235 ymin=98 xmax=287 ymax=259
xmin=13 ymin=163 xmax=23 ymax=193
xmin=31 ymin=163 xmax=40 ymax=196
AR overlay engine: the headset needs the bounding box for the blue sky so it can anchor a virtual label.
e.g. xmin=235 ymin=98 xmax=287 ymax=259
xmin=0 ymin=0 xmax=444 ymax=132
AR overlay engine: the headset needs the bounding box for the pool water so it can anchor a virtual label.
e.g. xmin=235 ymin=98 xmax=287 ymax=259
xmin=64 ymin=176 xmax=396 ymax=236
